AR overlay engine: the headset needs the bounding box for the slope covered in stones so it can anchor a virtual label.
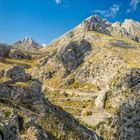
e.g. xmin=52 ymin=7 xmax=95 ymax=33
xmin=0 ymin=52 xmax=99 ymax=140
xmin=30 ymin=16 xmax=140 ymax=140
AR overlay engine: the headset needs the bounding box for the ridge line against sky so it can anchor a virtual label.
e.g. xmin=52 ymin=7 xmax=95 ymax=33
xmin=0 ymin=0 xmax=140 ymax=45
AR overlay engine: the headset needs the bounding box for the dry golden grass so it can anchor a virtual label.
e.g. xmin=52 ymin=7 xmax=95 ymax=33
xmin=0 ymin=77 xmax=11 ymax=83
xmin=0 ymin=62 xmax=11 ymax=70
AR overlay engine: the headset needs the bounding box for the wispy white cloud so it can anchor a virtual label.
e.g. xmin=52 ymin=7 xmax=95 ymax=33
xmin=54 ymin=0 xmax=62 ymax=4
xmin=93 ymin=4 xmax=120 ymax=18
xmin=131 ymin=0 xmax=140 ymax=10
xmin=127 ymin=0 xmax=140 ymax=13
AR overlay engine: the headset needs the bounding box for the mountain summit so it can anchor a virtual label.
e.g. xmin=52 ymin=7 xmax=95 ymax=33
xmin=14 ymin=37 xmax=42 ymax=51
xmin=79 ymin=15 xmax=140 ymax=42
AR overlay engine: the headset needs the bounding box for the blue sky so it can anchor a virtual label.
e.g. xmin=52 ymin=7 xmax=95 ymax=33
xmin=0 ymin=0 xmax=140 ymax=44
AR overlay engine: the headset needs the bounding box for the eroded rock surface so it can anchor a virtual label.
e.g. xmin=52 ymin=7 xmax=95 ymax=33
xmin=4 ymin=65 xmax=30 ymax=82
xmin=9 ymin=49 xmax=32 ymax=59
xmin=0 ymin=44 xmax=10 ymax=57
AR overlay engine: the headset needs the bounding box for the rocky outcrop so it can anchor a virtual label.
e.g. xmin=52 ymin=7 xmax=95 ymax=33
xmin=0 ymin=110 xmax=50 ymax=140
xmin=56 ymin=40 xmax=92 ymax=71
xmin=4 ymin=65 xmax=30 ymax=82
xmin=0 ymin=79 xmax=44 ymax=104
xmin=122 ymin=19 xmax=140 ymax=42
xmin=0 ymin=44 xmax=10 ymax=57
xmin=117 ymin=102 xmax=140 ymax=140
xmin=9 ymin=49 xmax=32 ymax=59
xmin=75 ymin=51 xmax=127 ymax=88
xmin=0 ymin=65 xmax=99 ymax=140
xmin=0 ymin=111 xmax=21 ymax=140
xmin=79 ymin=16 xmax=140 ymax=43
xmin=79 ymin=15 xmax=111 ymax=35
xmin=111 ymin=19 xmax=140 ymax=42
xmin=21 ymin=118 xmax=50 ymax=140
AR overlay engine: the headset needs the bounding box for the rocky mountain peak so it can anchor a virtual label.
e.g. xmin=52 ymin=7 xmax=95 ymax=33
xmin=16 ymin=37 xmax=35 ymax=45
xmin=77 ymin=15 xmax=140 ymax=42
xmin=14 ymin=37 xmax=42 ymax=51
xmin=123 ymin=19 xmax=140 ymax=25
xmin=85 ymin=15 xmax=102 ymax=23
xmin=21 ymin=37 xmax=34 ymax=43
xmin=122 ymin=19 xmax=140 ymax=34
xmin=78 ymin=15 xmax=111 ymax=35
xmin=81 ymin=15 xmax=111 ymax=29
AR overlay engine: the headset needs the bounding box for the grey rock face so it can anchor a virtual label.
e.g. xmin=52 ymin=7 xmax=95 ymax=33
xmin=114 ymin=68 xmax=140 ymax=92
xmin=110 ymin=40 xmax=139 ymax=49
xmin=9 ymin=49 xmax=32 ymax=59
xmin=117 ymin=102 xmax=140 ymax=140
xmin=0 ymin=44 xmax=10 ymax=57
xmin=79 ymin=16 xmax=140 ymax=43
xmin=0 ymin=80 xmax=44 ymax=104
xmin=0 ymin=67 xmax=99 ymax=140
xmin=76 ymin=51 xmax=126 ymax=88
xmin=0 ymin=113 xmax=21 ymax=140
xmin=29 ymin=80 xmax=42 ymax=95
xmin=80 ymin=16 xmax=111 ymax=35
xmin=0 ymin=111 xmax=50 ymax=140
xmin=23 ymin=118 xmax=50 ymax=140
xmin=111 ymin=19 xmax=140 ymax=42
xmin=4 ymin=65 xmax=30 ymax=82
xmin=122 ymin=19 xmax=140 ymax=42
xmin=56 ymin=40 xmax=92 ymax=71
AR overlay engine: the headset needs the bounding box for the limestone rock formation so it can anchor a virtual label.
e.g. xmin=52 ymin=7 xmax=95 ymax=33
xmin=4 ymin=65 xmax=30 ymax=82
xmin=0 ymin=63 xmax=99 ymax=140
xmin=79 ymin=15 xmax=111 ymax=35
xmin=56 ymin=40 xmax=92 ymax=71
xmin=9 ymin=49 xmax=32 ymax=59
xmin=0 ymin=44 xmax=10 ymax=57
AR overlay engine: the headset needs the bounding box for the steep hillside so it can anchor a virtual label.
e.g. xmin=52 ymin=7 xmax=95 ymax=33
xmin=31 ymin=16 xmax=140 ymax=140
xmin=1 ymin=15 xmax=140 ymax=140
xmin=0 ymin=52 xmax=99 ymax=140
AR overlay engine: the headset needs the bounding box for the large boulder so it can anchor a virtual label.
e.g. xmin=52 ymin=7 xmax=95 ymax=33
xmin=4 ymin=65 xmax=30 ymax=82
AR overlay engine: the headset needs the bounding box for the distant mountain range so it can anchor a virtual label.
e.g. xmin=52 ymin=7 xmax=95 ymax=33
xmin=13 ymin=37 xmax=43 ymax=51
